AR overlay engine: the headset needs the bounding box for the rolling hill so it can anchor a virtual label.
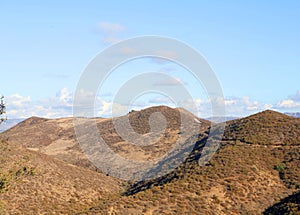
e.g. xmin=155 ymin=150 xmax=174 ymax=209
xmin=0 ymin=106 xmax=210 ymax=178
xmin=0 ymin=139 xmax=120 ymax=214
xmin=80 ymin=110 xmax=300 ymax=214
xmin=0 ymin=107 xmax=299 ymax=214
xmin=0 ymin=119 xmax=24 ymax=133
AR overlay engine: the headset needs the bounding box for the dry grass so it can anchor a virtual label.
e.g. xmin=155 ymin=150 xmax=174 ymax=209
xmin=264 ymin=191 xmax=300 ymax=215
xmin=0 ymin=139 xmax=121 ymax=214
xmin=80 ymin=110 xmax=300 ymax=214
xmin=0 ymin=107 xmax=299 ymax=214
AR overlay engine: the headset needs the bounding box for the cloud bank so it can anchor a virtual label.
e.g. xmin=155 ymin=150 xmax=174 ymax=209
xmin=276 ymin=90 xmax=300 ymax=109
xmin=4 ymin=88 xmax=300 ymax=119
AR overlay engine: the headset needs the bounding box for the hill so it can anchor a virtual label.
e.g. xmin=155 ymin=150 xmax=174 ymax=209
xmin=0 ymin=108 xmax=299 ymax=214
xmin=0 ymin=139 xmax=120 ymax=214
xmin=0 ymin=119 xmax=24 ymax=133
xmin=206 ymin=116 xmax=239 ymax=123
xmin=0 ymin=116 xmax=98 ymax=171
xmin=79 ymin=110 xmax=300 ymax=214
xmin=0 ymin=106 xmax=210 ymax=179
xmin=223 ymin=110 xmax=300 ymax=145
xmin=285 ymin=112 xmax=300 ymax=118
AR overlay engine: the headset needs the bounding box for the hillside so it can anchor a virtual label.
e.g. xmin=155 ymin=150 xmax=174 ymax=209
xmin=223 ymin=110 xmax=300 ymax=145
xmin=0 ymin=108 xmax=299 ymax=214
xmin=0 ymin=139 xmax=120 ymax=214
xmin=0 ymin=106 xmax=210 ymax=178
xmin=0 ymin=119 xmax=24 ymax=133
xmin=264 ymin=191 xmax=300 ymax=214
xmin=0 ymin=116 xmax=99 ymax=172
xmin=79 ymin=110 xmax=300 ymax=214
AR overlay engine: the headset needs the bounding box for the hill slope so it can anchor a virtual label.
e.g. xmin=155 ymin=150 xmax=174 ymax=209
xmin=0 ymin=106 xmax=210 ymax=176
xmin=0 ymin=116 xmax=96 ymax=170
xmin=264 ymin=191 xmax=300 ymax=215
xmin=80 ymin=110 xmax=300 ymax=214
xmin=0 ymin=108 xmax=299 ymax=214
xmin=0 ymin=119 xmax=24 ymax=133
xmin=0 ymin=139 xmax=120 ymax=214
xmin=223 ymin=110 xmax=300 ymax=145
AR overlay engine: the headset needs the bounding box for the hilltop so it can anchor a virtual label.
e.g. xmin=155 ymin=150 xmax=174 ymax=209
xmin=223 ymin=110 xmax=300 ymax=145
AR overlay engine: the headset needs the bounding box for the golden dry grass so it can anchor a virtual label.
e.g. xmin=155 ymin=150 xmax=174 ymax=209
xmin=0 ymin=107 xmax=299 ymax=214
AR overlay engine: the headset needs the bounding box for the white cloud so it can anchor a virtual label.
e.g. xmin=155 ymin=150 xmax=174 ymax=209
xmin=149 ymin=96 xmax=174 ymax=104
xmin=278 ymin=99 xmax=294 ymax=108
xmin=39 ymin=88 xmax=73 ymax=111
xmin=5 ymin=87 xmax=300 ymax=120
xmin=277 ymin=99 xmax=300 ymax=109
xmin=155 ymin=50 xmax=178 ymax=59
xmin=96 ymin=100 xmax=113 ymax=116
xmin=291 ymin=90 xmax=300 ymax=101
xmin=154 ymin=77 xmax=185 ymax=86
xmin=94 ymin=96 xmax=274 ymax=119
xmin=7 ymin=94 xmax=31 ymax=108
xmin=97 ymin=21 xmax=126 ymax=44
xmin=102 ymin=36 xmax=122 ymax=44
xmin=221 ymin=96 xmax=273 ymax=116
xmin=99 ymin=22 xmax=125 ymax=34
xmin=276 ymin=91 xmax=300 ymax=109
xmin=5 ymin=88 xmax=73 ymax=119
xmin=224 ymin=99 xmax=236 ymax=106
xmin=43 ymin=73 xmax=68 ymax=79
xmin=149 ymin=51 xmax=178 ymax=65
xmin=5 ymin=88 xmax=129 ymax=119
xmin=177 ymin=96 xmax=273 ymax=118
xmin=99 ymin=101 xmax=129 ymax=117
xmin=119 ymin=46 xmax=139 ymax=55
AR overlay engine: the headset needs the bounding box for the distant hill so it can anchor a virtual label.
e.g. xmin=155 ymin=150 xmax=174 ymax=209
xmin=0 ymin=107 xmax=299 ymax=214
xmin=285 ymin=112 xmax=300 ymax=118
xmin=0 ymin=119 xmax=24 ymax=133
xmin=206 ymin=116 xmax=238 ymax=123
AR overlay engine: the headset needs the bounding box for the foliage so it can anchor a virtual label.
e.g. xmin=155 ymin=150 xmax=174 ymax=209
xmin=274 ymin=163 xmax=287 ymax=173
xmin=0 ymin=96 xmax=6 ymax=123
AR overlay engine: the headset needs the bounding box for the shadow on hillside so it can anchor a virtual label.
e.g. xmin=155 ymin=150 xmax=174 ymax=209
xmin=263 ymin=191 xmax=300 ymax=214
xmin=123 ymin=135 xmax=209 ymax=196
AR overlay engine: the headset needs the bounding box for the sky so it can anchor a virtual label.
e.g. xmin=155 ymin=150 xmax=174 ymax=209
xmin=1 ymin=1 xmax=300 ymax=119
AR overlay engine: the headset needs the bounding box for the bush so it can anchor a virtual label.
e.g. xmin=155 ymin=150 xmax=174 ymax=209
xmin=0 ymin=96 xmax=6 ymax=123
xmin=274 ymin=163 xmax=286 ymax=173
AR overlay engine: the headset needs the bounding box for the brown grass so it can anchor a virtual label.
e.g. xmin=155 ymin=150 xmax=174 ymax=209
xmin=0 ymin=108 xmax=299 ymax=214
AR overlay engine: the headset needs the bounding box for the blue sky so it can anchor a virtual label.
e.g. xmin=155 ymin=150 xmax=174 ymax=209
xmin=1 ymin=1 xmax=300 ymax=118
